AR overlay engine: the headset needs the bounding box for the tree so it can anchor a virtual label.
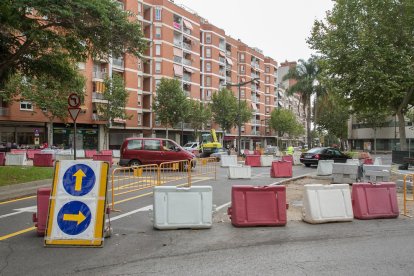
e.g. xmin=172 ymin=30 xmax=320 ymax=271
xmin=315 ymin=92 xmax=350 ymax=149
xmin=308 ymin=0 xmax=414 ymax=150
xmin=0 ymin=0 xmax=146 ymax=91
xmin=152 ymin=78 xmax=189 ymax=138
xmin=210 ymin=88 xmax=251 ymax=140
xmin=96 ymin=75 xmax=131 ymax=149
xmin=269 ymin=108 xmax=304 ymax=147
xmin=282 ymin=58 xmax=323 ymax=148
xmin=355 ymin=108 xmax=391 ymax=154
xmin=4 ymin=66 xmax=85 ymax=146
xmin=186 ymin=100 xmax=212 ymax=142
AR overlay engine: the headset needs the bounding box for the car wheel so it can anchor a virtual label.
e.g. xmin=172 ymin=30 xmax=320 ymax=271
xmin=129 ymin=160 xmax=141 ymax=167
xmin=305 ymin=163 xmax=311 ymax=167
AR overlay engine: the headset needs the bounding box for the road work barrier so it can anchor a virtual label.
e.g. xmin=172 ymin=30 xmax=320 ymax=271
xmin=85 ymin=150 xmax=97 ymax=158
xmin=402 ymin=174 xmax=414 ymax=217
xmin=0 ymin=152 xmax=5 ymax=166
xmin=317 ymin=160 xmax=334 ymax=176
xmin=228 ymin=165 xmax=251 ymax=179
xmin=245 ymin=155 xmax=261 ymax=167
xmin=270 ymin=160 xmax=292 ymax=178
xmin=5 ymin=153 xmax=27 ymax=166
xmin=302 ymin=184 xmax=353 ymax=224
xmin=220 ymin=155 xmax=238 ymax=167
xmin=332 ymin=163 xmax=359 ymax=183
xmin=293 ymin=153 xmax=301 ymax=165
xmin=93 ymin=154 xmax=113 ymax=167
xmin=362 ymin=165 xmax=391 ymax=182
xmin=33 ymin=153 xmax=54 ymax=167
xmin=260 ymin=155 xmax=274 ymax=167
xmin=110 ymin=159 xmax=216 ymax=211
xmin=27 ymin=149 xmax=41 ymax=159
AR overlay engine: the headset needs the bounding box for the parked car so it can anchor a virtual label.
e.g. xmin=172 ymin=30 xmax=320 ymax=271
xmin=300 ymin=147 xmax=351 ymax=167
xmin=210 ymin=148 xmax=229 ymax=161
xmin=119 ymin=138 xmax=196 ymax=168
xmin=183 ymin=142 xmax=200 ymax=152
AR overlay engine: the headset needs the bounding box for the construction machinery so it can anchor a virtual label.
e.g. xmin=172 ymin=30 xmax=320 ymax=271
xmin=199 ymin=129 xmax=222 ymax=157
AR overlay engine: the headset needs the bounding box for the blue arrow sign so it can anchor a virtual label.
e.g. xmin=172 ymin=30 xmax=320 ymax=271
xmin=63 ymin=164 xmax=96 ymax=196
xmin=57 ymin=201 xmax=92 ymax=235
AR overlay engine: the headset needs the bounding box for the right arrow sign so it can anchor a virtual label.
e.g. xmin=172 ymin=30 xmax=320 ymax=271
xmin=68 ymin=107 xmax=81 ymax=122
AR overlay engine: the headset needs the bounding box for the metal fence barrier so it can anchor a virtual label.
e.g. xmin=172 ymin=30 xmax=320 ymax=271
xmin=110 ymin=159 xmax=217 ymax=210
xmin=403 ymin=174 xmax=414 ymax=217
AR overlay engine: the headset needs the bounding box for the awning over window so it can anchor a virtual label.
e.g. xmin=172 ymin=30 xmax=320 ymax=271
xmin=226 ymin=57 xmax=233 ymax=65
xmin=251 ymin=103 xmax=258 ymax=110
xmin=184 ymin=67 xmax=194 ymax=73
xmin=219 ymin=52 xmax=225 ymax=57
xmin=183 ymin=20 xmax=193 ymax=30
xmin=173 ymin=47 xmax=182 ymax=57
xmin=173 ymin=64 xmax=183 ymax=77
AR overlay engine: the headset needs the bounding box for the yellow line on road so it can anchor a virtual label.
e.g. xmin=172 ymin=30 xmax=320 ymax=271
xmin=0 ymin=195 xmax=36 ymax=206
xmin=0 ymin=226 xmax=36 ymax=241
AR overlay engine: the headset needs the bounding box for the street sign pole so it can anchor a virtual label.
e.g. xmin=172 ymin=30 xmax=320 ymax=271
xmin=68 ymin=94 xmax=81 ymax=161
xmin=74 ymin=121 xmax=77 ymax=160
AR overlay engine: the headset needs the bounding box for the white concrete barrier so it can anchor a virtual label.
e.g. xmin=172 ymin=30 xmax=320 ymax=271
xmin=374 ymin=157 xmax=383 ymax=165
xmin=260 ymin=155 xmax=274 ymax=167
xmin=228 ymin=165 xmax=251 ymax=179
xmin=113 ymin=150 xmax=121 ymax=158
xmin=317 ymin=160 xmax=334 ymax=176
xmin=153 ymin=186 xmax=212 ymax=229
xmin=363 ymin=165 xmax=391 ymax=182
xmin=5 ymin=153 xmax=27 ymax=166
xmin=332 ymin=163 xmax=359 ymax=183
xmin=76 ymin=150 xmax=85 ymax=158
xmin=220 ymin=155 xmax=238 ymax=167
xmin=346 ymin=159 xmax=360 ymax=165
xmin=293 ymin=152 xmax=301 ymax=165
xmin=302 ymin=184 xmax=353 ymax=224
xmin=55 ymin=153 xmax=74 ymax=161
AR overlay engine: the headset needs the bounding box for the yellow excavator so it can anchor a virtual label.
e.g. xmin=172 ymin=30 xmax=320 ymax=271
xmin=199 ymin=129 xmax=223 ymax=157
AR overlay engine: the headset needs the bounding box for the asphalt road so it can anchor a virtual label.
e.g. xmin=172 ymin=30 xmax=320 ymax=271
xmin=0 ymin=161 xmax=413 ymax=275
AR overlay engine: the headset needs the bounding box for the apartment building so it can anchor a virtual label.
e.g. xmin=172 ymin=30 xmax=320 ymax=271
xmin=0 ymin=0 xmax=305 ymax=151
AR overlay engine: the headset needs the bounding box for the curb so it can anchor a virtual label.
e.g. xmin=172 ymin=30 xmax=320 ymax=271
xmin=0 ymin=179 xmax=52 ymax=202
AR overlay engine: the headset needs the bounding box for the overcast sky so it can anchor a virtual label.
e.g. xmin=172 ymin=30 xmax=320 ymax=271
xmin=175 ymin=0 xmax=334 ymax=64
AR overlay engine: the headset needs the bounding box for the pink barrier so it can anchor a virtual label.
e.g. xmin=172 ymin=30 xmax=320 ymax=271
xmin=270 ymin=161 xmax=292 ymax=178
xmin=245 ymin=155 xmax=261 ymax=167
xmin=100 ymin=150 xmax=113 ymax=156
xmin=33 ymin=153 xmax=54 ymax=167
xmin=253 ymin=150 xmax=261 ymax=155
xmin=85 ymin=150 xmax=98 ymax=158
xmin=363 ymin=158 xmax=373 ymax=165
xmin=93 ymin=154 xmax=113 ymax=167
xmin=27 ymin=149 xmax=42 ymax=159
xmin=10 ymin=149 xmax=26 ymax=154
xmin=0 ymin=152 xmax=5 ymax=166
xmin=282 ymin=155 xmax=293 ymax=163
xmin=32 ymin=188 xmax=51 ymax=236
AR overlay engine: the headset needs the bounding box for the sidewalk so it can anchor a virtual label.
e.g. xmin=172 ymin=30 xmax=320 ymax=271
xmin=0 ymin=178 xmax=52 ymax=202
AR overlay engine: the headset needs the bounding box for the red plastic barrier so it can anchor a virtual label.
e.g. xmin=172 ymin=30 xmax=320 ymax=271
xmin=0 ymin=152 xmax=5 ymax=166
xmin=253 ymin=150 xmax=261 ymax=155
xmin=282 ymin=155 xmax=293 ymax=163
xmin=228 ymin=185 xmax=287 ymax=227
xmin=27 ymin=149 xmax=42 ymax=159
xmin=100 ymin=150 xmax=113 ymax=156
xmin=93 ymin=154 xmax=113 ymax=167
xmin=270 ymin=161 xmax=292 ymax=178
xmin=10 ymin=149 xmax=26 ymax=154
xmin=363 ymin=158 xmax=373 ymax=165
xmin=33 ymin=153 xmax=54 ymax=167
xmin=245 ymin=155 xmax=261 ymax=167
xmin=32 ymin=187 xmax=51 ymax=236
xmin=243 ymin=149 xmax=250 ymax=156
xmin=352 ymin=182 xmax=399 ymax=219
xmin=85 ymin=149 xmax=98 ymax=158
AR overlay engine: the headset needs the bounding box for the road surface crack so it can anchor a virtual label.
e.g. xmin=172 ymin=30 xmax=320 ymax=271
xmin=0 ymin=242 xmax=14 ymax=274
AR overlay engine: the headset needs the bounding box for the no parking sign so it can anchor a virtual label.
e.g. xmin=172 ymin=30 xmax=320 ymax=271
xmin=45 ymin=160 xmax=109 ymax=247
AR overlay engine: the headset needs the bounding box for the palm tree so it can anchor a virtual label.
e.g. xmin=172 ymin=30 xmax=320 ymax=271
xmin=282 ymin=57 xmax=322 ymax=148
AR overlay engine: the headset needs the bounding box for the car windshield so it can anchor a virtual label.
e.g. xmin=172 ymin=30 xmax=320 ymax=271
xmin=308 ymin=148 xmax=324 ymax=153
xmin=183 ymin=143 xmax=193 ymax=148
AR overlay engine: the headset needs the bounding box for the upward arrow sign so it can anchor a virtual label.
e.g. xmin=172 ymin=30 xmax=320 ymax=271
xmin=73 ymin=169 xmax=86 ymax=191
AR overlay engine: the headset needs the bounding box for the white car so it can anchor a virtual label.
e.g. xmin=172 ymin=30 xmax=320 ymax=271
xmin=183 ymin=142 xmax=200 ymax=152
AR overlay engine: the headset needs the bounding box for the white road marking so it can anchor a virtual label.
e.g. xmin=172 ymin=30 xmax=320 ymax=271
xmin=215 ymin=202 xmax=231 ymax=212
xmin=106 ymin=205 xmax=152 ymax=223
xmin=0 ymin=205 xmax=37 ymax=219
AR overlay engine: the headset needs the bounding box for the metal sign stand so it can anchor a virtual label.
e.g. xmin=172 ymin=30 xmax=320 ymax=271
xmin=68 ymin=94 xmax=81 ymax=160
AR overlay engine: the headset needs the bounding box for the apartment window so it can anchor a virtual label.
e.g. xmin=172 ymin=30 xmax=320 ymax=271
xmin=138 ymin=95 xmax=142 ymax=106
xmin=155 ymin=7 xmax=162 ymax=21
xmin=241 ymin=126 xmax=245 ymax=132
xmin=206 ymin=76 xmax=211 ymax=86
xmin=240 ymin=89 xmax=245 ymax=98
xmin=206 ymin=89 xmax=212 ymax=100
xmin=265 ymin=76 xmax=270 ymax=84
xmin=265 ymin=86 xmax=270 ymax=94
xmin=155 ymin=27 xmax=161 ymax=39
xmin=266 ymin=96 xmax=270 ymax=104
xmin=240 ymin=65 xmax=245 ymax=74
xmin=265 ymin=66 xmax=270 ymax=73
xmin=155 ymin=45 xmax=161 ymax=56
xmin=20 ymin=101 xmax=33 ymax=111
xmin=206 ymin=62 xmax=211 ymax=72
xmin=138 ymin=3 xmax=142 ymax=15
xmin=205 ymin=33 xmax=212 ymax=44
xmin=138 ymin=76 xmax=142 ymax=88
xmin=239 ymin=53 xmax=245 ymax=62
xmin=206 ymin=48 xmax=211 ymax=58
xmin=155 ymin=62 xmax=161 ymax=73
xmin=138 ymin=114 xmax=142 ymax=126
xmin=266 ymin=107 xmax=270 ymax=114
xmin=155 ymin=79 xmax=161 ymax=87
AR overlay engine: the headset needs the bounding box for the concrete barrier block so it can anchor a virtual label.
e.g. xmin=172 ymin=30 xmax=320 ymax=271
xmin=346 ymin=159 xmax=360 ymax=165
xmin=228 ymin=165 xmax=251 ymax=179
xmin=220 ymin=155 xmax=238 ymax=167
xmin=332 ymin=163 xmax=358 ymax=174
xmin=332 ymin=173 xmax=358 ymax=184
xmin=363 ymin=165 xmax=391 ymax=172
xmin=317 ymin=160 xmax=334 ymax=176
xmin=364 ymin=170 xmax=390 ymax=182
xmin=374 ymin=157 xmax=383 ymax=165
xmin=260 ymin=155 xmax=274 ymax=167
xmin=55 ymin=153 xmax=74 ymax=161
xmin=5 ymin=153 xmax=27 ymax=166
xmin=293 ymin=153 xmax=301 ymax=165
xmin=76 ymin=150 xmax=85 ymax=158
xmin=302 ymin=184 xmax=353 ymax=224
xmin=113 ymin=150 xmax=120 ymax=158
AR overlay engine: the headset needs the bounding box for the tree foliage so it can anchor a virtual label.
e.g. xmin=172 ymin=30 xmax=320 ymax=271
xmin=210 ymin=88 xmax=251 ymax=135
xmin=308 ymin=0 xmax=414 ymax=150
xmin=0 ymin=0 xmax=146 ymax=89
xmin=153 ymin=78 xmax=189 ymax=137
xmin=186 ymin=99 xmax=212 ymax=141
xmin=282 ymin=58 xmax=323 ymax=147
xmin=269 ymin=108 xmax=304 ymax=141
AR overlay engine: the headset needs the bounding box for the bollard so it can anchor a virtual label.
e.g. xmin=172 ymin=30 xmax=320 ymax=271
xmin=32 ymin=188 xmax=51 ymax=236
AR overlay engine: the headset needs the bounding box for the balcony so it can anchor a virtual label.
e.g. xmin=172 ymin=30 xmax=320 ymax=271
xmin=226 ymin=76 xmax=232 ymax=83
xmin=112 ymin=57 xmax=124 ymax=69
xmin=219 ymin=43 xmax=226 ymax=51
xmin=0 ymin=107 xmax=9 ymax=116
xmin=183 ymin=28 xmax=191 ymax=35
xmin=92 ymin=71 xmax=106 ymax=81
xmin=92 ymin=92 xmax=105 ymax=100
xmin=92 ymin=113 xmax=100 ymax=121
xmin=174 ymin=40 xmax=182 ymax=48
xmin=219 ymin=57 xmax=226 ymax=64
xmin=226 ymin=50 xmax=231 ymax=57
xmin=183 ymin=74 xmax=191 ymax=82
xmin=174 ymin=56 xmax=182 ymax=63
xmin=183 ymin=58 xmax=192 ymax=66
xmin=183 ymin=42 xmax=192 ymax=51
xmin=173 ymin=22 xmax=181 ymax=30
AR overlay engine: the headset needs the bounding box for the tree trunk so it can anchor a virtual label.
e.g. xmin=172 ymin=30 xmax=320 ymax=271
xmin=374 ymin=128 xmax=377 ymax=155
xmin=396 ymin=110 xmax=407 ymax=150
xmin=48 ymin=120 xmax=54 ymax=148
xmin=166 ymin=127 xmax=168 ymax=139
xmin=306 ymin=101 xmax=312 ymax=148
xmin=103 ymin=126 xmax=109 ymax=150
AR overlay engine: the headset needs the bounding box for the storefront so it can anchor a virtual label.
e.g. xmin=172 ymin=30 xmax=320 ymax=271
xmin=0 ymin=121 xmax=47 ymax=148
xmin=53 ymin=124 xmax=99 ymax=150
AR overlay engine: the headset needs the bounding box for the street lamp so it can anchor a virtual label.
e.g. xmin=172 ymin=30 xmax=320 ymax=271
xmin=227 ymin=77 xmax=260 ymax=156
